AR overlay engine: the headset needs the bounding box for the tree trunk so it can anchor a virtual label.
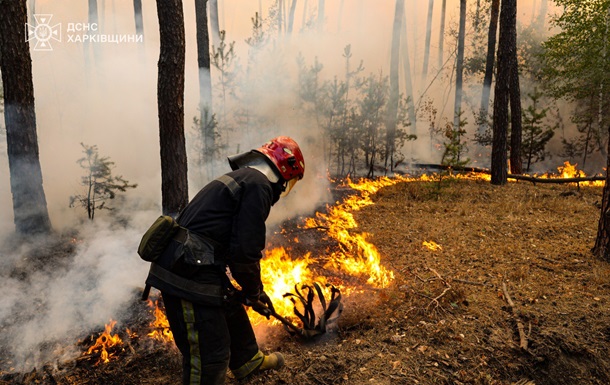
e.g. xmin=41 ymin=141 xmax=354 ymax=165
xmin=317 ymin=0 xmax=325 ymax=32
xmin=400 ymin=6 xmax=417 ymax=136
xmin=593 ymin=123 xmax=610 ymax=261
xmin=491 ymin=0 xmax=512 ymax=185
xmin=0 ymin=0 xmax=52 ymax=235
xmin=474 ymin=0 xmax=482 ymax=30
xmin=422 ymin=0 xmax=434 ymax=81
xmin=386 ymin=0 xmax=404 ymax=172
xmin=156 ymin=0 xmax=188 ymax=216
xmin=195 ymin=0 xmax=214 ymax=178
xmin=479 ymin=0 xmax=500 ymax=136
xmin=209 ymin=0 xmax=220 ymax=49
xmin=288 ymin=0 xmax=297 ymax=35
xmin=453 ymin=0 xmax=466 ymax=130
xmin=133 ymin=0 xmax=144 ymax=37
xmin=437 ymin=0 xmax=447 ymax=70
xmin=508 ymin=0 xmax=522 ymax=175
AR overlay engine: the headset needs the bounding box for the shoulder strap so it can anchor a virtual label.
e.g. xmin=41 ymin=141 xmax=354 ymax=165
xmin=216 ymin=174 xmax=240 ymax=197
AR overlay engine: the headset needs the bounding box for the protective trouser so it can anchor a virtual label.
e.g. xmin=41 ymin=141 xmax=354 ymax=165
xmin=162 ymin=292 xmax=259 ymax=385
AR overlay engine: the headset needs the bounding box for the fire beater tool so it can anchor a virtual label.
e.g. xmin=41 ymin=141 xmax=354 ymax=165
xmin=258 ymin=283 xmax=343 ymax=339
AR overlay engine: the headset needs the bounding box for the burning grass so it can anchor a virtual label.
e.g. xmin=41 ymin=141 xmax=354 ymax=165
xmin=3 ymin=168 xmax=610 ymax=385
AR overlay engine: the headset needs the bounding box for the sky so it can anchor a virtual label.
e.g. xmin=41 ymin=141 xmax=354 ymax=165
xmin=0 ymin=0 xmax=559 ymax=372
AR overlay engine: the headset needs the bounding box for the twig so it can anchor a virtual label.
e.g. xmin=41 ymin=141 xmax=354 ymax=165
xmin=502 ymin=282 xmax=528 ymax=351
xmin=452 ymin=278 xmax=494 ymax=287
xmin=426 ymin=268 xmax=452 ymax=310
xmin=282 ymin=226 xmax=330 ymax=234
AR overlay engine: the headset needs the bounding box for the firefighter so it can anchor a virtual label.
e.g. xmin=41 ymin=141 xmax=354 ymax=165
xmin=145 ymin=136 xmax=305 ymax=384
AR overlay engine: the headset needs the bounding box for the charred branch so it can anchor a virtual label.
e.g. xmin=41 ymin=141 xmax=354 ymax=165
xmin=414 ymin=163 xmax=605 ymax=184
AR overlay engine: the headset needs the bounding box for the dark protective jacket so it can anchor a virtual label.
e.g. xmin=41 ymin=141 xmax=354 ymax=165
xmin=146 ymin=167 xmax=280 ymax=305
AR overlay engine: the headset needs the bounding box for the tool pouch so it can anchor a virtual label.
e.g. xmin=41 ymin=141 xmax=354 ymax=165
xmin=175 ymin=230 xmax=217 ymax=267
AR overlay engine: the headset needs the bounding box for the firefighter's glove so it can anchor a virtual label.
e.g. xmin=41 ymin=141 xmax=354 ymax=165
xmin=248 ymin=292 xmax=275 ymax=319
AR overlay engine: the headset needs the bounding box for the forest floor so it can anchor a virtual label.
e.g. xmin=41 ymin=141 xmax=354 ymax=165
xmin=2 ymin=175 xmax=610 ymax=385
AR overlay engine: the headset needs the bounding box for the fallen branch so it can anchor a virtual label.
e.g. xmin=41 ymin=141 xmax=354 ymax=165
xmin=413 ymin=163 xmax=605 ymax=185
xmin=502 ymin=282 xmax=528 ymax=351
xmin=452 ymin=278 xmax=494 ymax=288
xmin=507 ymin=174 xmax=604 ymax=184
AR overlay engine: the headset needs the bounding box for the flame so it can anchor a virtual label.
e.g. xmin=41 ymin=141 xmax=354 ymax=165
xmin=249 ymin=177 xmax=402 ymax=325
xmin=144 ymin=164 xmax=603 ymax=337
xmin=558 ymin=161 xmax=585 ymax=178
xmin=527 ymin=161 xmax=604 ymax=186
xmin=85 ymin=319 xmax=123 ymax=364
xmin=147 ymin=299 xmax=174 ymax=343
xmin=423 ymin=240 xmax=442 ymax=251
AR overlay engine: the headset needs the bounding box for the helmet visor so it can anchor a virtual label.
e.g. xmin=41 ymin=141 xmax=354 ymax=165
xmin=280 ymin=177 xmax=299 ymax=197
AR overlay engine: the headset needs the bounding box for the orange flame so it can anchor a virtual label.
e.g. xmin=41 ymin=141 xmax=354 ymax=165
xmin=423 ymin=240 xmax=442 ymax=251
xmin=147 ymin=299 xmax=174 ymax=343
xmin=85 ymin=319 xmax=123 ymax=364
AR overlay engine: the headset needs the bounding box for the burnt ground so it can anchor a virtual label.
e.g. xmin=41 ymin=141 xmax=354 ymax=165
xmin=2 ymin=176 xmax=610 ymax=385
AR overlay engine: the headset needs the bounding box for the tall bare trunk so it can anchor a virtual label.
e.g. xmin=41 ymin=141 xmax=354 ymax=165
xmin=491 ymin=0 xmax=512 ymax=185
xmin=422 ymin=0 xmax=434 ymax=81
xmin=593 ymin=117 xmax=610 ymax=261
xmin=400 ymin=7 xmax=417 ymax=137
xmin=278 ymin=0 xmax=284 ymax=35
xmin=386 ymin=0 xmax=404 ymax=173
xmin=195 ymin=0 xmax=214 ymax=178
xmin=288 ymin=0 xmax=297 ymax=35
xmin=437 ymin=0 xmax=447 ymax=70
xmin=453 ymin=0 xmax=466 ymax=130
xmin=508 ymin=0 xmax=522 ymax=174
xmin=209 ymin=0 xmax=220 ymax=48
xmin=86 ymin=0 xmax=99 ymax=65
xmin=479 ymin=0 xmax=500 ymax=136
xmin=0 ymin=0 xmax=52 ymax=235
xmin=156 ymin=0 xmax=188 ymax=216
xmin=133 ymin=0 xmax=144 ymax=37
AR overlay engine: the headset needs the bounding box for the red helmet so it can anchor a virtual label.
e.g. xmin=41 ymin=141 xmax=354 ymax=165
xmin=254 ymin=136 xmax=305 ymax=182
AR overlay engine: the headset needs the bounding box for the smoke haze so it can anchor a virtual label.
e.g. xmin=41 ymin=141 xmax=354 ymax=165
xmin=0 ymin=0 xmax=561 ymax=371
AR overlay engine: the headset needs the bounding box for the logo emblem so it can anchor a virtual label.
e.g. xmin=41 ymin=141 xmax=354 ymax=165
xmin=26 ymin=14 xmax=61 ymax=51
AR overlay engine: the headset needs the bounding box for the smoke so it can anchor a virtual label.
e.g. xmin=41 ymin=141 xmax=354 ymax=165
xmin=0 ymin=211 xmax=154 ymax=371
xmin=0 ymin=0 xmax=564 ymax=372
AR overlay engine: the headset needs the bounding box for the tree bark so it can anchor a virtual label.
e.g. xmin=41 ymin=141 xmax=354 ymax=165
xmin=593 ymin=124 xmax=610 ymax=261
xmin=508 ymin=0 xmax=522 ymax=175
xmin=422 ymin=0 xmax=434 ymax=81
xmin=0 ymin=0 xmax=52 ymax=235
xmin=386 ymin=0 xmax=404 ymax=173
xmin=156 ymin=0 xmax=188 ymax=216
xmin=491 ymin=0 xmax=512 ymax=185
xmin=195 ymin=0 xmax=214 ymax=177
xmin=133 ymin=0 xmax=144 ymax=37
xmin=453 ymin=0 xmax=466 ymax=130
xmin=209 ymin=0 xmax=220 ymax=49
xmin=437 ymin=0 xmax=447 ymax=70
xmin=479 ymin=0 xmax=500 ymax=136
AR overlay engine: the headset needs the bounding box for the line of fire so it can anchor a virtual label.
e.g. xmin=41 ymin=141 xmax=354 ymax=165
xmin=81 ymin=161 xmax=602 ymax=366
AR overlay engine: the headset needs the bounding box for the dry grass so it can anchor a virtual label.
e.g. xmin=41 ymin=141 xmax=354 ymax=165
xmin=5 ymin=177 xmax=610 ymax=385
